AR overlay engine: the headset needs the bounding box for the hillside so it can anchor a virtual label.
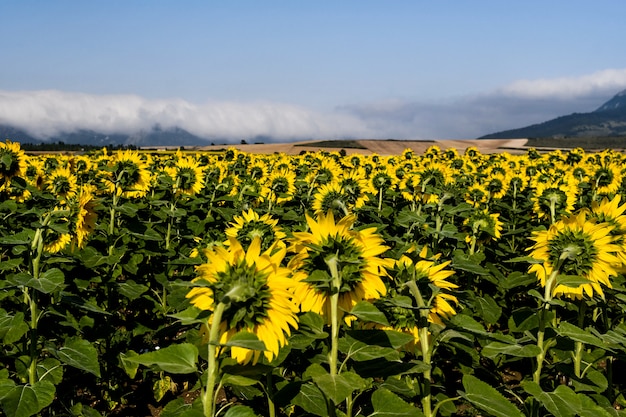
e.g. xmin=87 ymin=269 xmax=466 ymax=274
xmin=480 ymin=89 xmax=626 ymax=139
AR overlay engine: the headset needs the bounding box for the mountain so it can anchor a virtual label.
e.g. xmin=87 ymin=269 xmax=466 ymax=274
xmin=480 ymin=90 xmax=626 ymax=139
xmin=0 ymin=124 xmax=216 ymax=147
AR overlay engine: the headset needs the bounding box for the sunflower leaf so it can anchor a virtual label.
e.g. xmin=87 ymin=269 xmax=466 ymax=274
xmin=291 ymin=381 xmax=329 ymax=417
xmin=481 ymin=341 xmax=541 ymax=359
xmin=313 ymin=371 xmax=367 ymax=405
xmin=558 ymin=322 xmax=607 ymax=348
xmin=222 ymin=331 xmax=266 ymax=351
xmin=349 ymin=301 xmax=390 ymax=326
xmin=119 ymin=343 xmax=197 ymax=374
xmin=555 ymin=274 xmax=592 ymax=288
xmin=367 ymin=387 xmax=425 ymax=417
xmin=460 ymin=374 xmax=524 ymax=417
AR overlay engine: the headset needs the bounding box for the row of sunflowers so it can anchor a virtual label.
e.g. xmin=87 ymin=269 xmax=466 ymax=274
xmin=2 ymin=139 xmax=626 ymax=417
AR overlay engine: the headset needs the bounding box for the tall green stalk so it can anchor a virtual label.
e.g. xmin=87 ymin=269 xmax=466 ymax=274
xmin=533 ymin=266 xmax=559 ymax=384
xmin=203 ymin=302 xmax=226 ymax=417
xmin=405 ymin=280 xmax=434 ymax=417
xmin=326 ymin=256 xmax=341 ymax=377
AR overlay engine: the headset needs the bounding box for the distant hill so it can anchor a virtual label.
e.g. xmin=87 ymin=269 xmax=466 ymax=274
xmin=480 ymin=89 xmax=626 ymax=139
xmin=0 ymin=124 xmax=216 ymax=147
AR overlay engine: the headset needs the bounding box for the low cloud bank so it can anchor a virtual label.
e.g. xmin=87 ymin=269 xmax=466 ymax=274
xmin=0 ymin=90 xmax=373 ymax=142
xmin=2 ymin=68 xmax=626 ymax=142
xmin=343 ymin=68 xmax=626 ymax=139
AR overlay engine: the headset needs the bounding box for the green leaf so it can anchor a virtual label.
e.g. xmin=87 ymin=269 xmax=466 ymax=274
xmin=117 ymin=280 xmax=149 ymax=299
xmin=522 ymin=382 xmax=613 ymax=417
xmin=0 ymin=259 xmax=23 ymax=271
xmin=223 ymin=405 xmax=260 ymax=417
xmin=349 ymin=301 xmax=390 ymax=326
xmin=55 ymin=337 xmax=101 ymax=377
xmin=297 ymin=312 xmax=328 ymax=339
xmin=558 ymin=322 xmax=606 ymax=348
xmin=339 ymin=338 xmax=401 ymax=362
xmin=460 ymin=374 xmax=524 ymax=417
xmin=291 ymin=381 xmax=329 ymax=417
xmin=449 ymin=314 xmax=514 ymax=343
xmin=121 ymin=343 xmax=198 ymax=374
xmin=570 ymin=369 xmax=608 ymax=394
xmin=119 ymin=350 xmax=140 ymax=379
xmin=474 ymin=295 xmax=502 ymax=325
xmin=346 ymin=329 xmax=415 ymax=350
xmin=222 ymin=331 xmax=266 ymax=351
xmin=522 ymin=382 xmax=579 ymax=417
xmin=367 ymin=387 xmax=425 ymax=417
xmin=161 ymin=398 xmax=204 ymax=417
xmin=500 ymin=271 xmax=537 ymax=290
xmin=0 ymin=311 xmax=29 ymax=344
xmin=28 ymin=268 xmax=65 ymax=294
xmin=0 ymin=230 xmax=33 ymax=245
xmin=313 ymin=371 xmax=367 ymax=404
xmin=452 ymin=252 xmax=489 ymax=275
xmin=37 ymin=358 xmax=63 ymax=385
xmin=556 ymin=274 xmax=593 ymax=288
xmin=0 ymin=380 xmax=55 ymax=417
xmin=221 ymin=374 xmax=261 ymax=387
xmin=481 ymin=341 xmax=541 ymax=359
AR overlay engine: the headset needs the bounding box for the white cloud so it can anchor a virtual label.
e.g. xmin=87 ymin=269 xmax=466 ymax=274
xmin=498 ymin=68 xmax=626 ymax=99
xmin=3 ymin=68 xmax=626 ymax=141
xmin=0 ymin=89 xmax=373 ymax=141
xmin=342 ymin=68 xmax=626 ymax=139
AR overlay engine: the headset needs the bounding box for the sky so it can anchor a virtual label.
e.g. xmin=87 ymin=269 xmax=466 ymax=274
xmin=2 ymin=1 xmax=626 ymax=143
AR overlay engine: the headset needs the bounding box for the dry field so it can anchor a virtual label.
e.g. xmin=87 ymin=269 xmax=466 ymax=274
xmin=192 ymin=138 xmax=530 ymax=155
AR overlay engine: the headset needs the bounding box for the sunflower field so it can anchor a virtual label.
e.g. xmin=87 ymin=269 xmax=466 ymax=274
xmin=2 ymin=139 xmax=626 ymax=417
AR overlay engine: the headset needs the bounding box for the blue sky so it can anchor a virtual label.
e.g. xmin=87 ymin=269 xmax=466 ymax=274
xmin=2 ymin=1 xmax=626 ymax=142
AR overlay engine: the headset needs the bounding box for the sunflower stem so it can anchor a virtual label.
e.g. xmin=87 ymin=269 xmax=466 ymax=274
xmin=326 ymin=255 xmax=341 ymax=377
xmin=405 ymin=280 xmax=434 ymax=417
xmin=204 ymin=302 xmax=226 ymax=417
xmin=573 ymin=303 xmax=587 ymax=378
xmin=266 ymin=372 xmax=276 ymax=417
xmin=534 ymin=268 xmax=558 ymax=384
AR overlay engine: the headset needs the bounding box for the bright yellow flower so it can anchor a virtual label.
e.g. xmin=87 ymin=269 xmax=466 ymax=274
xmin=102 ymin=150 xmax=152 ymax=198
xmin=528 ymin=211 xmax=621 ymax=299
xmin=0 ymin=140 xmax=28 ymax=189
xmin=288 ymin=212 xmax=393 ymax=324
xmin=187 ymin=238 xmax=299 ymax=365
xmin=224 ymin=209 xmax=286 ymax=253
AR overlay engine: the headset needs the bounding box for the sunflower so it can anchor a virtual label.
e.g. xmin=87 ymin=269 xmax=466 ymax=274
xmin=587 ymin=195 xmax=626 ymax=266
xmin=393 ymin=251 xmax=458 ymax=327
xmin=590 ymin=162 xmax=623 ymax=197
xmin=71 ymin=186 xmax=99 ymax=249
xmin=0 ymin=140 xmax=28 ymax=189
xmin=42 ymin=207 xmax=72 ymax=254
xmin=338 ymin=168 xmax=372 ymax=209
xmin=288 ymin=212 xmax=393 ymax=324
xmin=262 ymin=168 xmax=297 ymax=205
xmin=311 ymin=182 xmax=351 ymax=217
xmin=463 ymin=209 xmax=503 ymax=249
xmin=46 ymin=166 xmax=78 ymax=202
xmin=24 ymin=158 xmax=46 ymax=190
xmin=305 ymin=158 xmax=342 ymax=187
xmin=532 ymin=182 xmax=578 ymax=223
xmin=464 ymin=183 xmax=488 ymax=208
xmin=528 ymin=211 xmax=621 ymax=300
xmin=186 ymin=237 xmax=299 ymax=364
xmin=224 ymin=209 xmax=286 ymax=253
xmin=369 ymin=164 xmax=397 ymax=192
xmin=172 ymin=154 xmax=205 ymax=196
xmin=102 ymin=150 xmax=152 ymax=198
xmin=482 ymin=171 xmax=509 ymax=201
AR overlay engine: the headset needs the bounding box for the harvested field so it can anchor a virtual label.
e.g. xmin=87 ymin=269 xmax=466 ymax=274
xmin=191 ymin=138 xmax=530 ymax=155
